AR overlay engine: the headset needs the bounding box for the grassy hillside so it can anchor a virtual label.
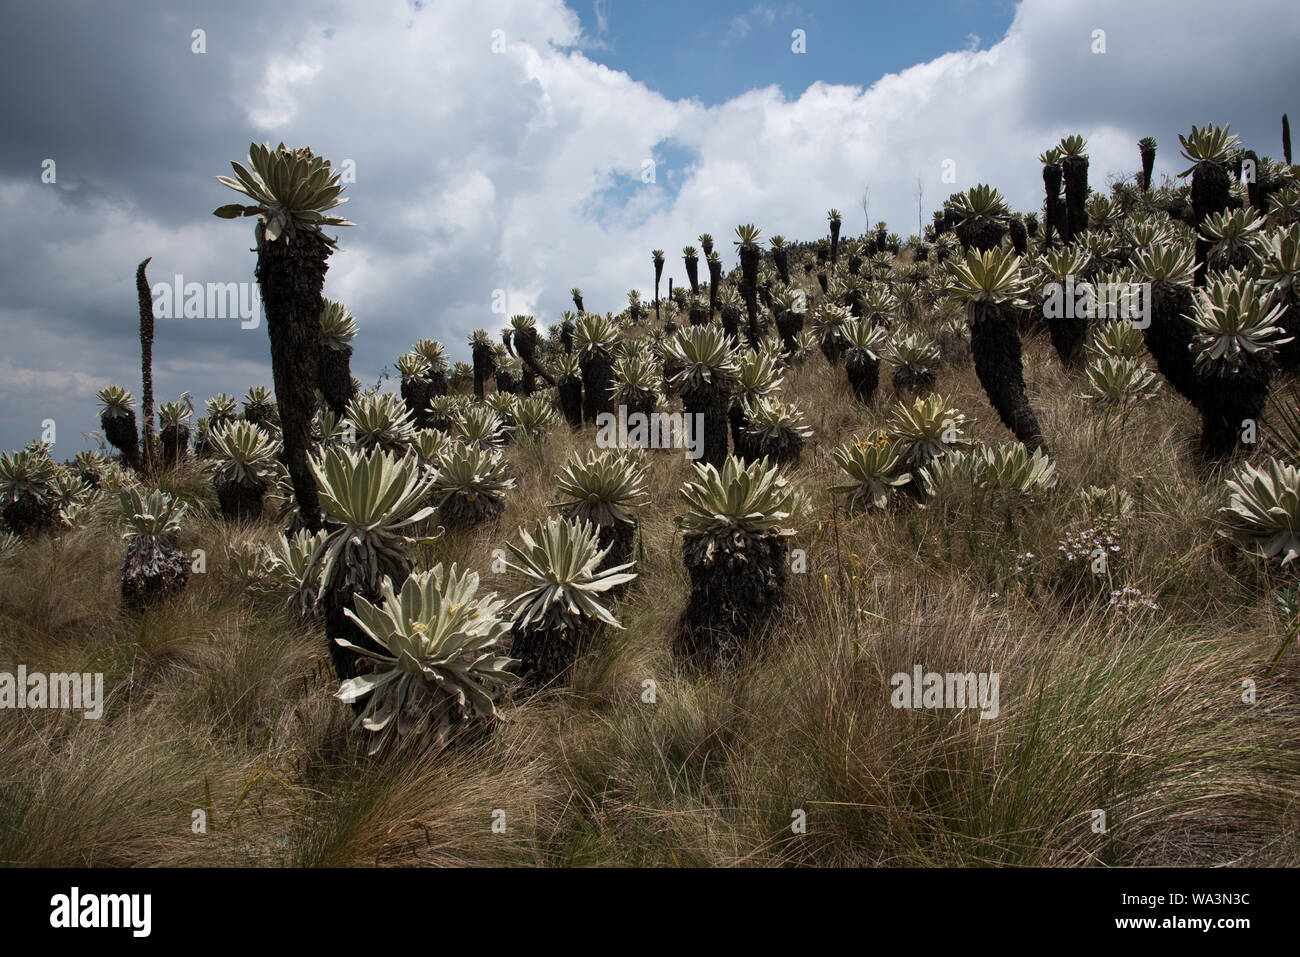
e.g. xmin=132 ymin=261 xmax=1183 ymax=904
xmin=3 ymin=325 xmax=1299 ymax=867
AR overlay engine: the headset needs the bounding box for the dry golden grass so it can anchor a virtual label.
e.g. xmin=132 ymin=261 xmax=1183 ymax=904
xmin=2 ymin=322 xmax=1299 ymax=867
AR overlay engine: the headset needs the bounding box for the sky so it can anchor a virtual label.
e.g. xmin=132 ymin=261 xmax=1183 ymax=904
xmin=0 ymin=0 xmax=1296 ymax=456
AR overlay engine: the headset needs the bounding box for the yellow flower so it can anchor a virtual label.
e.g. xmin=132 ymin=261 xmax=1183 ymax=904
xmin=857 ymin=430 xmax=890 ymax=450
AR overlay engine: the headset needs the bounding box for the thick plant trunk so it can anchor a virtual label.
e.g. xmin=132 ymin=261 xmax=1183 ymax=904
xmin=707 ymin=259 xmax=722 ymax=319
xmin=426 ymin=371 xmax=445 ymax=399
xmin=970 ymin=303 xmax=1047 ymax=452
xmin=1061 ymin=155 xmax=1090 ymax=245
xmin=245 ymin=403 xmax=273 ymax=428
xmin=684 ymin=255 xmax=699 ymax=294
xmin=102 ymin=411 xmax=141 ymax=472
xmin=1275 ymin=292 xmax=1300 ymax=372
xmin=1242 ymin=151 xmax=1271 ymax=217
xmin=440 ymin=490 xmax=505 ymax=531
xmin=844 ymin=285 xmax=864 ymax=319
xmin=513 ymin=325 xmax=541 ymax=397
xmin=255 ymin=230 xmax=330 ymax=532
xmin=739 ymin=245 xmax=760 ymax=350
xmin=1008 ymin=217 xmax=1028 ymax=256
xmin=1199 ymin=363 xmax=1272 ymax=461
xmin=317 ymin=344 xmax=355 ymax=418
xmin=1190 ymin=161 xmax=1231 ymax=286
xmin=1047 ymin=305 xmax=1088 ymax=368
xmin=677 ymin=533 xmax=786 ymax=667
xmin=1142 ymin=280 xmax=1200 ymax=405
xmin=509 ymin=617 xmax=596 ymax=689
xmin=1140 ymin=146 xmax=1155 ymax=192
xmin=682 ymin=382 xmax=728 ymax=469
xmin=216 ymin=481 xmax=266 ymax=522
xmin=775 ymin=310 xmax=802 ymax=355
xmin=729 ymin=404 xmax=761 ymax=464
xmin=621 ymin=390 xmax=656 ymax=440
xmin=820 ymin=335 xmax=845 ymax=366
xmin=844 ymin=352 xmax=880 ymax=404
xmin=401 ymin=376 xmax=433 ymax=427
xmin=1050 ymin=197 xmax=1068 ymax=246
xmin=3 ymin=495 xmax=54 ymax=536
xmin=758 ymin=430 xmax=803 ymax=466
xmin=721 ymin=303 xmax=742 ymax=343
xmin=654 ymin=261 xmax=664 ymax=323
xmin=517 ymin=355 xmax=556 ymax=390
xmin=581 ymin=353 xmax=614 ymax=423
xmin=160 ymin=424 xmax=189 ymax=467
xmin=1043 ymin=164 xmax=1062 ymax=249
xmin=956 ymin=218 xmax=1006 ymax=254
xmin=472 ymin=342 xmax=494 ymax=400
xmin=773 ymin=247 xmax=790 ymax=285
xmin=559 ymin=378 xmax=583 ymax=429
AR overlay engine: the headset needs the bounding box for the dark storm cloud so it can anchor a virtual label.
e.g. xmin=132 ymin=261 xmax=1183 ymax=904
xmin=1009 ymin=1 xmax=1298 ymax=165
xmin=0 ymin=1 xmax=305 ymax=216
xmin=0 ymin=0 xmax=1297 ymax=458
